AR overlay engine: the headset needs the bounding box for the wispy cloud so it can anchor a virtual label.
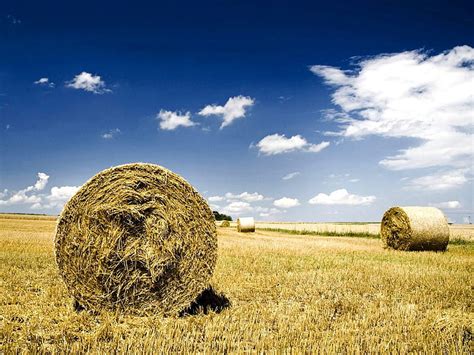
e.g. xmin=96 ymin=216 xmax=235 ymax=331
xmin=157 ymin=110 xmax=196 ymax=130
xmin=256 ymin=134 xmax=329 ymax=155
xmin=5 ymin=15 xmax=21 ymax=25
xmin=309 ymin=188 xmax=375 ymax=206
xmin=66 ymin=72 xmax=110 ymax=94
xmin=198 ymin=95 xmax=254 ymax=129
xmin=101 ymin=128 xmax=121 ymax=139
xmin=406 ymin=169 xmax=469 ymax=191
xmin=282 ymin=172 xmax=300 ymax=180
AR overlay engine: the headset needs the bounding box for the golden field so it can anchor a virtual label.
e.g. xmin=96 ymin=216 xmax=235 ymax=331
xmin=1 ymin=214 xmax=473 ymax=353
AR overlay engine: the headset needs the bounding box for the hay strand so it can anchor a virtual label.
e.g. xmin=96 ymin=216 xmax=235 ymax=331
xmin=380 ymin=206 xmax=449 ymax=251
xmin=237 ymin=217 xmax=255 ymax=233
xmin=54 ymin=163 xmax=217 ymax=316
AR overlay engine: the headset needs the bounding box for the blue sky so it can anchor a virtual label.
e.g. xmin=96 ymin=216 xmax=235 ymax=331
xmin=1 ymin=0 xmax=473 ymax=222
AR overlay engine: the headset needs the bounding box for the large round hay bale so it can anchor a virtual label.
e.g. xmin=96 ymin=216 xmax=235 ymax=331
xmin=237 ymin=217 xmax=255 ymax=232
xmin=380 ymin=206 xmax=449 ymax=251
xmin=54 ymin=163 xmax=217 ymax=316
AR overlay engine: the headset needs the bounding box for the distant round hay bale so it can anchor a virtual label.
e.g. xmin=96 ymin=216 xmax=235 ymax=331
xmin=237 ymin=217 xmax=255 ymax=233
xmin=220 ymin=220 xmax=230 ymax=227
xmin=54 ymin=163 xmax=217 ymax=316
xmin=380 ymin=206 xmax=449 ymax=251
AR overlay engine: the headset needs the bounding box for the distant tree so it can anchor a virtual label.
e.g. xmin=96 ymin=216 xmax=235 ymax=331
xmin=213 ymin=211 xmax=232 ymax=221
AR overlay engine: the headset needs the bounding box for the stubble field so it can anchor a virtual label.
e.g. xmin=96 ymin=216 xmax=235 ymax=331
xmin=1 ymin=214 xmax=473 ymax=353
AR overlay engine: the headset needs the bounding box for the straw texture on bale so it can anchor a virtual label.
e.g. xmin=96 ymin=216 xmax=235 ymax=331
xmin=237 ymin=217 xmax=255 ymax=233
xmin=380 ymin=206 xmax=449 ymax=251
xmin=55 ymin=163 xmax=217 ymax=316
xmin=220 ymin=220 xmax=231 ymax=227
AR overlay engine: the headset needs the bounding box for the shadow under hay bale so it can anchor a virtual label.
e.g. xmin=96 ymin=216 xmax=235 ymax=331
xmin=380 ymin=206 xmax=449 ymax=251
xmin=180 ymin=286 xmax=231 ymax=316
xmin=55 ymin=163 xmax=218 ymax=316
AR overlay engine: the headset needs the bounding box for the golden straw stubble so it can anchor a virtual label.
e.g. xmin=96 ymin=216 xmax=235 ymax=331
xmin=380 ymin=206 xmax=449 ymax=251
xmin=55 ymin=163 xmax=217 ymax=316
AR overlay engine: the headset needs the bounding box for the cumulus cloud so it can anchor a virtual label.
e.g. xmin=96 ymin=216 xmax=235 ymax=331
xmin=66 ymin=72 xmax=110 ymax=94
xmin=309 ymin=189 xmax=376 ymax=206
xmin=101 ymin=128 xmax=121 ymax=139
xmin=198 ymin=95 xmax=254 ymax=129
xmin=273 ymin=197 xmax=300 ymax=208
xmin=34 ymin=77 xmax=55 ymax=87
xmin=406 ymin=169 xmax=469 ymax=191
xmin=430 ymin=201 xmax=461 ymax=209
xmin=0 ymin=172 xmax=79 ymax=210
xmin=157 ymin=110 xmax=196 ymax=130
xmin=256 ymin=134 xmax=330 ymax=155
xmin=255 ymin=206 xmax=282 ymax=218
xmin=42 ymin=186 xmax=80 ymax=208
xmin=311 ymin=46 xmax=474 ymax=188
xmin=221 ymin=201 xmax=253 ymax=215
xmin=0 ymin=172 xmax=49 ymax=206
xmin=225 ymin=191 xmax=264 ymax=202
xmin=208 ymin=195 xmax=224 ymax=202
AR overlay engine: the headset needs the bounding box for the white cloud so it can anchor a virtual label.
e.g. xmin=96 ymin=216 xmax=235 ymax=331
xmin=43 ymin=186 xmax=80 ymax=208
xmin=6 ymin=15 xmax=21 ymax=25
xmin=309 ymin=189 xmax=376 ymax=206
xmin=0 ymin=173 xmax=49 ymax=206
xmin=157 ymin=110 xmax=196 ymax=130
xmin=349 ymin=178 xmax=360 ymax=183
xmin=34 ymin=173 xmax=49 ymax=191
xmin=311 ymin=46 xmax=474 ymax=188
xmin=34 ymin=77 xmax=55 ymax=87
xmin=282 ymin=172 xmax=300 ymax=180
xmin=225 ymin=192 xmax=264 ymax=202
xmin=406 ymin=169 xmax=468 ymax=191
xmin=430 ymin=201 xmax=461 ymax=209
xmin=273 ymin=197 xmax=300 ymax=208
xmin=66 ymin=72 xmax=110 ymax=94
xmin=0 ymin=189 xmax=8 ymax=199
xmin=208 ymin=195 xmax=224 ymax=202
xmin=221 ymin=201 xmax=253 ymax=215
xmin=0 ymin=172 xmax=79 ymax=210
xmin=198 ymin=95 xmax=254 ymax=129
xmin=255 ymin=206 xmax=282 ymax=218
xmin=101 ymin=128 xmax=121 ymax=139
xmin=256 ymin=134 xmax=330 ymax=155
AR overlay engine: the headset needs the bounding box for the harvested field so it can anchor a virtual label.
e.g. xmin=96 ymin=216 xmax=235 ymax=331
xmin=1 ymin=214 xmax=473 ymax=353
xmin=253 ymin=221 xmax=474 ymax=241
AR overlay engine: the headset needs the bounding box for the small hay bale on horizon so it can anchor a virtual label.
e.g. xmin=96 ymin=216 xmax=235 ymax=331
xmin=220 ymin=220 xmax=231 ymax=227
xmin=237 ymin=217 xmax=255 ymax=233
xmin=54 ymin=163 xmax=217 ymax=316
xmin=380 ymin=206 xmax=449 ymax=251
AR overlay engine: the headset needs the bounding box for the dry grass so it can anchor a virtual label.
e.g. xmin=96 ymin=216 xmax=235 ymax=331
xmin=256 ymin=221 xmax=474 ymax=241
xmin=1 ymin=215 xmax=473 ymax=353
